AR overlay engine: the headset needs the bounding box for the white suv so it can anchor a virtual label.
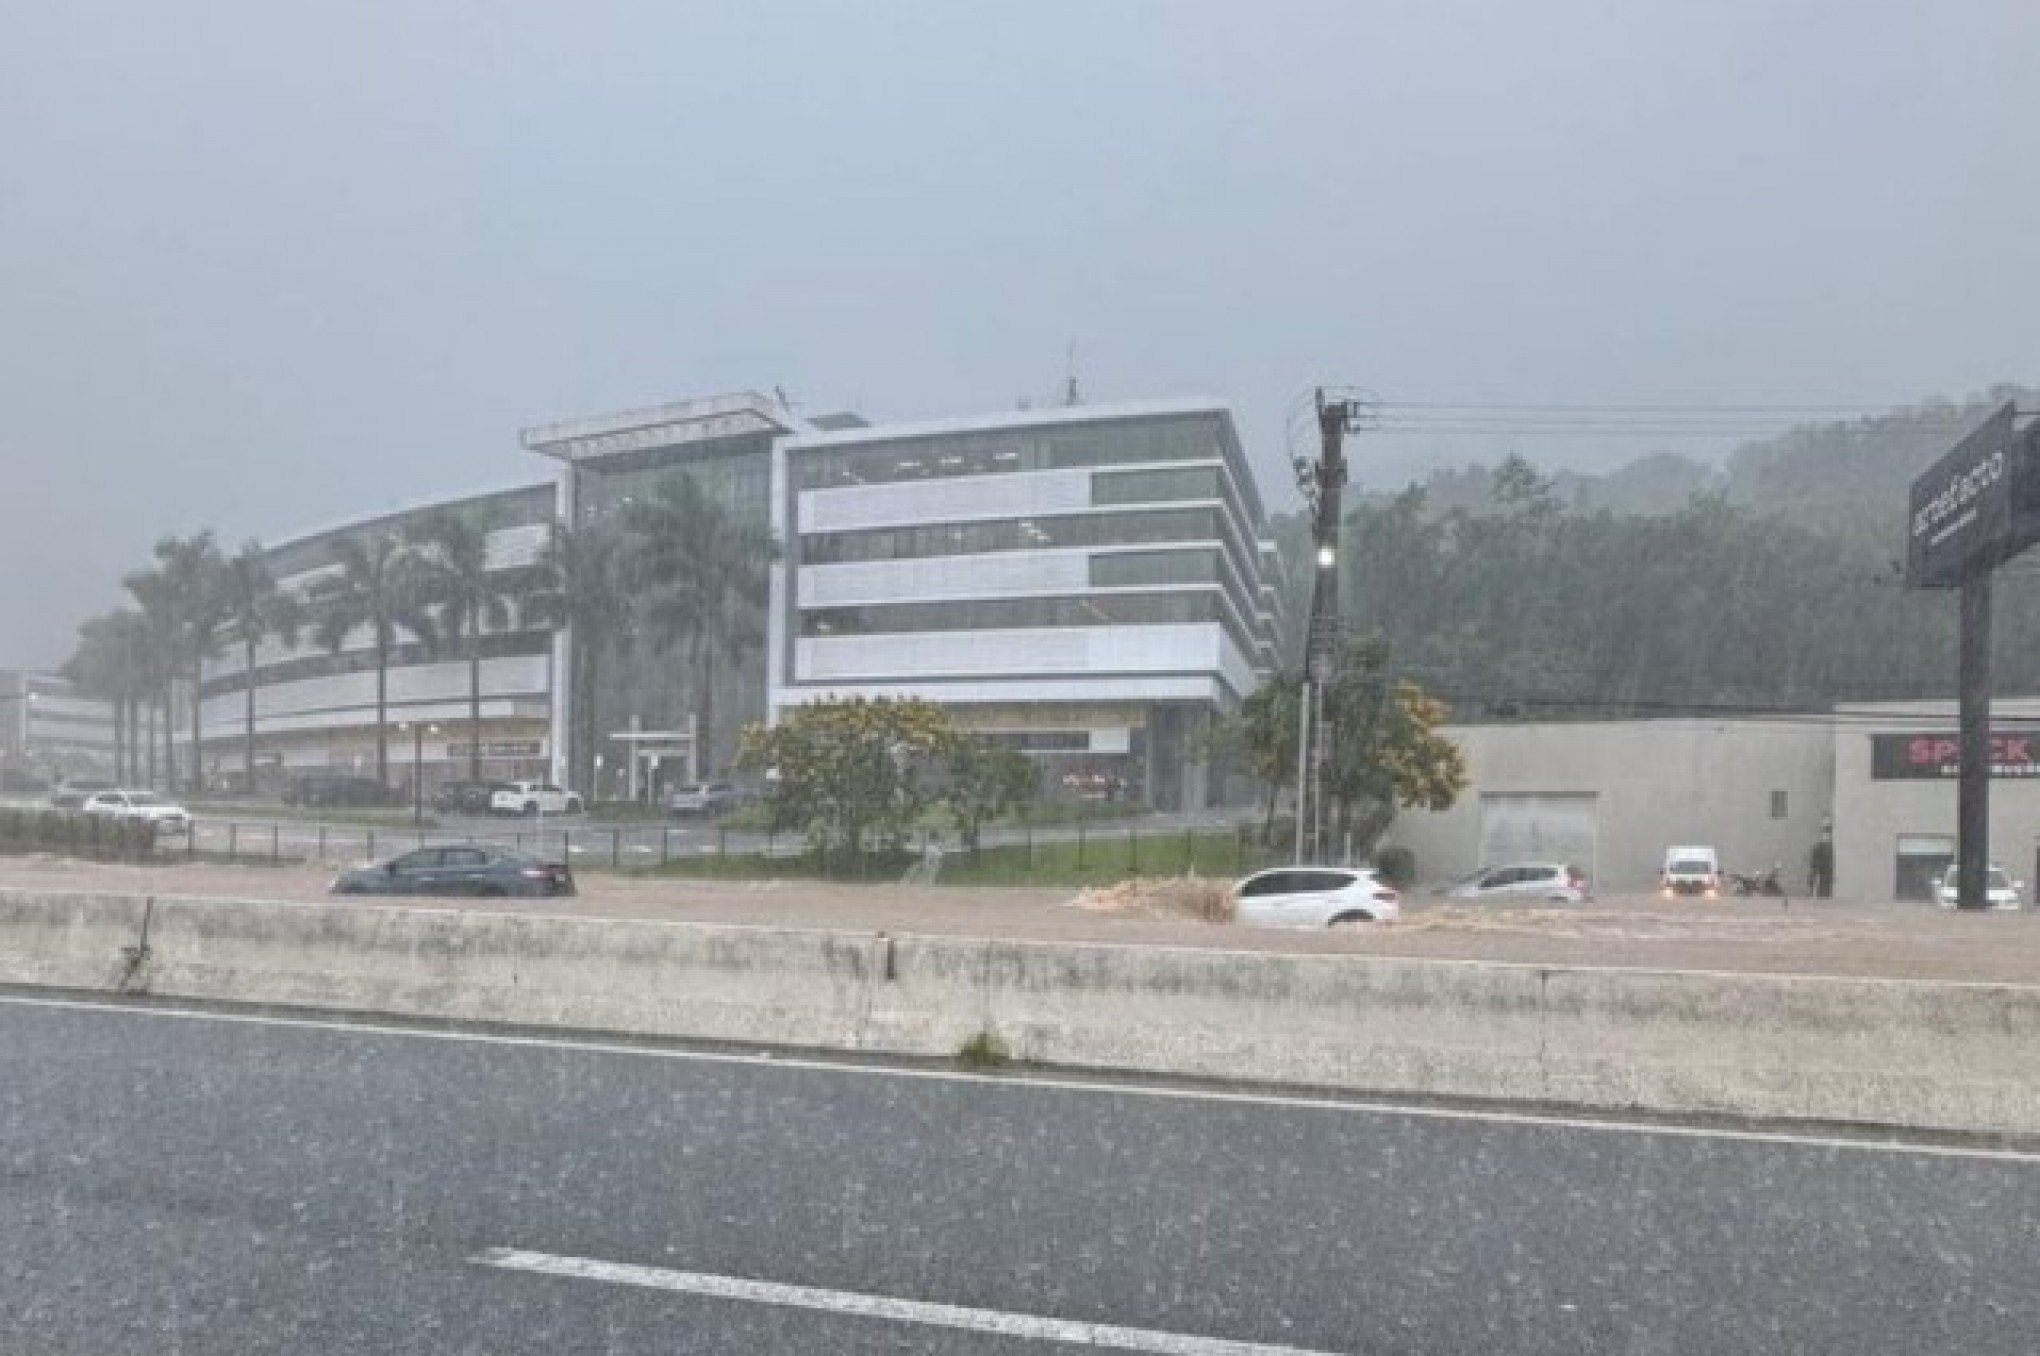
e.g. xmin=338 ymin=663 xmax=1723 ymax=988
xmin=80 ymin=789 xmax=192 ymax=835
xmin=489 ymin=781 xmax=584 ymax=817
xmin=1233 ymin=866 xmax=1402 ymax=928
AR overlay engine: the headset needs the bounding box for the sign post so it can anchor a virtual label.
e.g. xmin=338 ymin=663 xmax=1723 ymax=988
xmin=1906 ymin=402 xmax=2037 ymax=909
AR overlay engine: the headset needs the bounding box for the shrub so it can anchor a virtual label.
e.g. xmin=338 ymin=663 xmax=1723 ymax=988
xmin=0 ymin=808 xmax=156 ymax=861
xmin=1374 ymin=844 xmax=1416 ymax=888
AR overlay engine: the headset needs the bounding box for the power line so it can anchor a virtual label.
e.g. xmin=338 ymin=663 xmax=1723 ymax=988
xmin=1377 ymin=399 xmax=1969 ymax=415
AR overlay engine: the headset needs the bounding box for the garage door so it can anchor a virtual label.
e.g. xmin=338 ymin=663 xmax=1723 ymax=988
xmin=1479 ymin=793 xmax=1598 ymax=879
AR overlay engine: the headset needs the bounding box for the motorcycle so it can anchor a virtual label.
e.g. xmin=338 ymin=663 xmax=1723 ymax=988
xmin=1729 ymin=866 xmax=1786 ymax=897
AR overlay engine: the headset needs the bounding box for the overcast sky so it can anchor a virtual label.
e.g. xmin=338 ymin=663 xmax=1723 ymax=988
xmin=4 ymin=1 xmax=2037 ymax=666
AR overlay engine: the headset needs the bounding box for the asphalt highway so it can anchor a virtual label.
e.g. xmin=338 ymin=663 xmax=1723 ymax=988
xmin=3 ymin=994 xmax=2036 ymax=1354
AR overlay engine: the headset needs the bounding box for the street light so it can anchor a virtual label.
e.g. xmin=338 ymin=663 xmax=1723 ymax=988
xmin=1316 ymin=544 xmax=1336 ymax=570
xmin=399 ymin=721 xmax=441 ymax=825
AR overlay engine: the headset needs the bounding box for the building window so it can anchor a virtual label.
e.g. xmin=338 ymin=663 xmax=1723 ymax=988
xmin=1770 ymin=789 xmax=1788 ymax=819
xmin=791 ymin=417 xmax=1228 ymax=489
xmin=1090 ymin=465 xmax=1222 ymax=506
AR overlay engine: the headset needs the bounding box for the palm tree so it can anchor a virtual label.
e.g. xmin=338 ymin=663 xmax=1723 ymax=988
xmin=528 ymin=519 xmax=631 ymax=794
xmin=219 ymin=543 xmax=301 ymax=794
xmin=122 ymin=567 xmax=182 ymax=790
xmin=124 ymin=534 xmax=229 ymax=794
xmin=619 ymin=474 xmax=777 ymax=776
xmin=406 ymin=510 xmax=521 ymax=785
xmin=309 ymin=532 xmax=418 ymax=788
xmin=65 ymin=610 xmax=152 ymax=784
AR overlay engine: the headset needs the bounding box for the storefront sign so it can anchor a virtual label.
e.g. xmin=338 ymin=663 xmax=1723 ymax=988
xmin=1906 ymin=402 xmax=2040 ymax=588
xmin=1871 ymin=731 xmax=2040 ymax=779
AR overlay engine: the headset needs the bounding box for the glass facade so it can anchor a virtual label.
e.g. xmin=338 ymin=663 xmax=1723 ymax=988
xmin=801 ymin=507 xmax=1225 ymax=565
xmin=1090 ymin=465 xmax=1223 ymax=506
xmin=265 ymin=484 xmax=556 ymax=583
xmin=802 ymin=590 xmax=1224 ymax=637
xmin=793 ymin=415 xmax=1225 ymax=490
xmin=569 ymin=428 xmax=778 ymax=783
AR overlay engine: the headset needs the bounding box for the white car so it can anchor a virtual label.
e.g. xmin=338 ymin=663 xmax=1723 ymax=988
xmin=489 ymin=781 xmax=585 ymax=817
xmin=80 ymin=789 xmax=191 ymax=835
xmin=1448 ymin=862 xmax=1591 ymax=903
xmin=1233 ymin=866 xmax=1401 ymax=928
xmin=1934 ymin=865 xmax=2023 ymax=911
xmin=1661 ymin=845 xmax=1722 ymax=898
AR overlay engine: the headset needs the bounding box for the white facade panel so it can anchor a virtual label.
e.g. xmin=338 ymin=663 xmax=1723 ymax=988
xmin=799 ymin=552 xmax=1092 ymax=607
xmin=797 ymin=624 xmax=1223 ymax=683
xmin=800 ymin=468 xmax=1093 ymax=533
xmin=201 ymin=698 xmax=546 ymax=742
xmin=198 ymin=656 xmax=550 ymax=732
xmin=778 ymin=676 xmax=1224 ymax=709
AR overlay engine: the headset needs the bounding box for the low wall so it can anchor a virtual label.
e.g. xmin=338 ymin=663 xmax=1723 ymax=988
xmin=2 ymin=887 xmax=2036 ymax=1138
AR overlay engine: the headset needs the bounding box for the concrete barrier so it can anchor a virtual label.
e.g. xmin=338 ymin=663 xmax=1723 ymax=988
xmin=133 ymin=896 xmax=885 ymax=1050
xmin=0 ymin=890 xmax=152 ymax=992
xmin=2 ymin=885 xmax=2036 ymax=1137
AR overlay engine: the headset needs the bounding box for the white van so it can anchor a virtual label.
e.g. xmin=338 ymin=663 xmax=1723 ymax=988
xmin=1661 ymin=845 xmax=1721 ymax=897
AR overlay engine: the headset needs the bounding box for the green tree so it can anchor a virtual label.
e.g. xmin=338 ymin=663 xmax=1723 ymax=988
xmin=309 ymin=532 xmax=420 ymax=787
xmin=737 ymin=698 xmax=956 ymax=865
xmin=218 ymin=543 xmax=301 ymax=794
xmin=1317 ymin=636 xmax=1466 ymax=858
xmin=406 ymin=510 xmax=525 ymax=784
xmin=528 ymin=519 xmax=631 ymax=794
xmin=1224 ymin=673 xmax=1303 ymax=844
xmin=621 ymin=474 xmax=777 ymax=775
xmin=944 ymin=736 xmax=1039 ymax=855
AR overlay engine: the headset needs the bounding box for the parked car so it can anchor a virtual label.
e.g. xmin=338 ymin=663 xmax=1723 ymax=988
xmin=1934 ymin=865 xmax=2024 ymax=911
xmin=489 ymin=780 xmax=584 ymax=816
xmin=432 ymin=780 xmax=504 ymax=816
xmin=1661 ymin=845 xmax=1722 ymax=897
xmin=1448 ymin=862 xmax=1591 ymax=903
xmin=667 ymin=781 xmax=739 ymax=819
xmin=284 ymin=775 xmax=399 ymax=809
xmin=1232 ymin=866 xmax=1401 ymax=928
xmin=49 ymin=779 xmax=116 ymax=810
xmin=331 ymin=845 xmax=575 ymax=898
xmin=80 ymin=789 xmax=192 ymax=835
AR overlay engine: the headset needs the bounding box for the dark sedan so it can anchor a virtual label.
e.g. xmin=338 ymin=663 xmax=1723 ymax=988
xmin=331 ymin=846 xmax=575 ymax=898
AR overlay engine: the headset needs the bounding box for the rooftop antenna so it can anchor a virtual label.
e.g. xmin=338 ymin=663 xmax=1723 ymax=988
xmin=1064 ymin=342 xmax=1081 ymax=406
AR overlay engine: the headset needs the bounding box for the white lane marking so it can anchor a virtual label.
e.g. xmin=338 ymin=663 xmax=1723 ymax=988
xmin=3 ymin=992 xmax=2037 ymax=1165
xmin=472 ymin=1247 xmax=1343 ymax=1355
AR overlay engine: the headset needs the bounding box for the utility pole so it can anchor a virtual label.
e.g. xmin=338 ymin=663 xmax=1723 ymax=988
xmin=1293 ymin=388 xmax=1373 ymax=862
xmin=1956 ymin=571 xmax=1992 ymax=909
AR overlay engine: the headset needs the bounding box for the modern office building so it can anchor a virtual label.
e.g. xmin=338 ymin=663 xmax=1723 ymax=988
xmin=179 ymin=392 xmax=813 ymax=800
xmin=192 ymin=483 xmax=559 ymax=792
xmin=769 ymin=401 xmax=1285 ymax=810
xmin=0 ymin=668 xmax=117 ymax=788
xmin=168 ymin=390 xmax=1288 ymax=809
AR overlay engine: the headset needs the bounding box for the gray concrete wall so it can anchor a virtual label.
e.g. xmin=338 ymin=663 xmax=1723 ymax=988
xmin=4 ymin=887 xmax=2037 ymax=1137
xmin=1384 ymin=720 xmax=1835 ymax=893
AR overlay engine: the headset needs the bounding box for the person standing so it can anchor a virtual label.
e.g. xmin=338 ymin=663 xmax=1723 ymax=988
xmin=1808 ymin=837 xmax=1834 ymax=899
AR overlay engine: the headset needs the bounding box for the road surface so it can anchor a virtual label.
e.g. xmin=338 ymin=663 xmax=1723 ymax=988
xmin=2 ymin=993 xmax=2035 ymax=1353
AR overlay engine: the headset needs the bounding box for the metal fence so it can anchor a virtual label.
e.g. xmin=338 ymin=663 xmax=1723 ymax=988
xmin=172 ymin=813 xmax=1282 ymax=881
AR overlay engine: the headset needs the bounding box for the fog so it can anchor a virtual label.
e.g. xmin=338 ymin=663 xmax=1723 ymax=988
xmin=4 ymin=0 xmax=2038 ymax=665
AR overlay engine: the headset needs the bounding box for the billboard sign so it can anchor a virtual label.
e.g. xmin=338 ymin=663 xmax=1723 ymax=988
xmin=1906 ymin=402 xmax=2040 ymax=588
xmin=1871 ymin=731 xmax=2040 ymax=780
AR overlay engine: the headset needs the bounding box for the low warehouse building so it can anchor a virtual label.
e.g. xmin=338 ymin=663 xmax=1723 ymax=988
xmin=1385 ymin=700 xmax=2040 ymax=901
